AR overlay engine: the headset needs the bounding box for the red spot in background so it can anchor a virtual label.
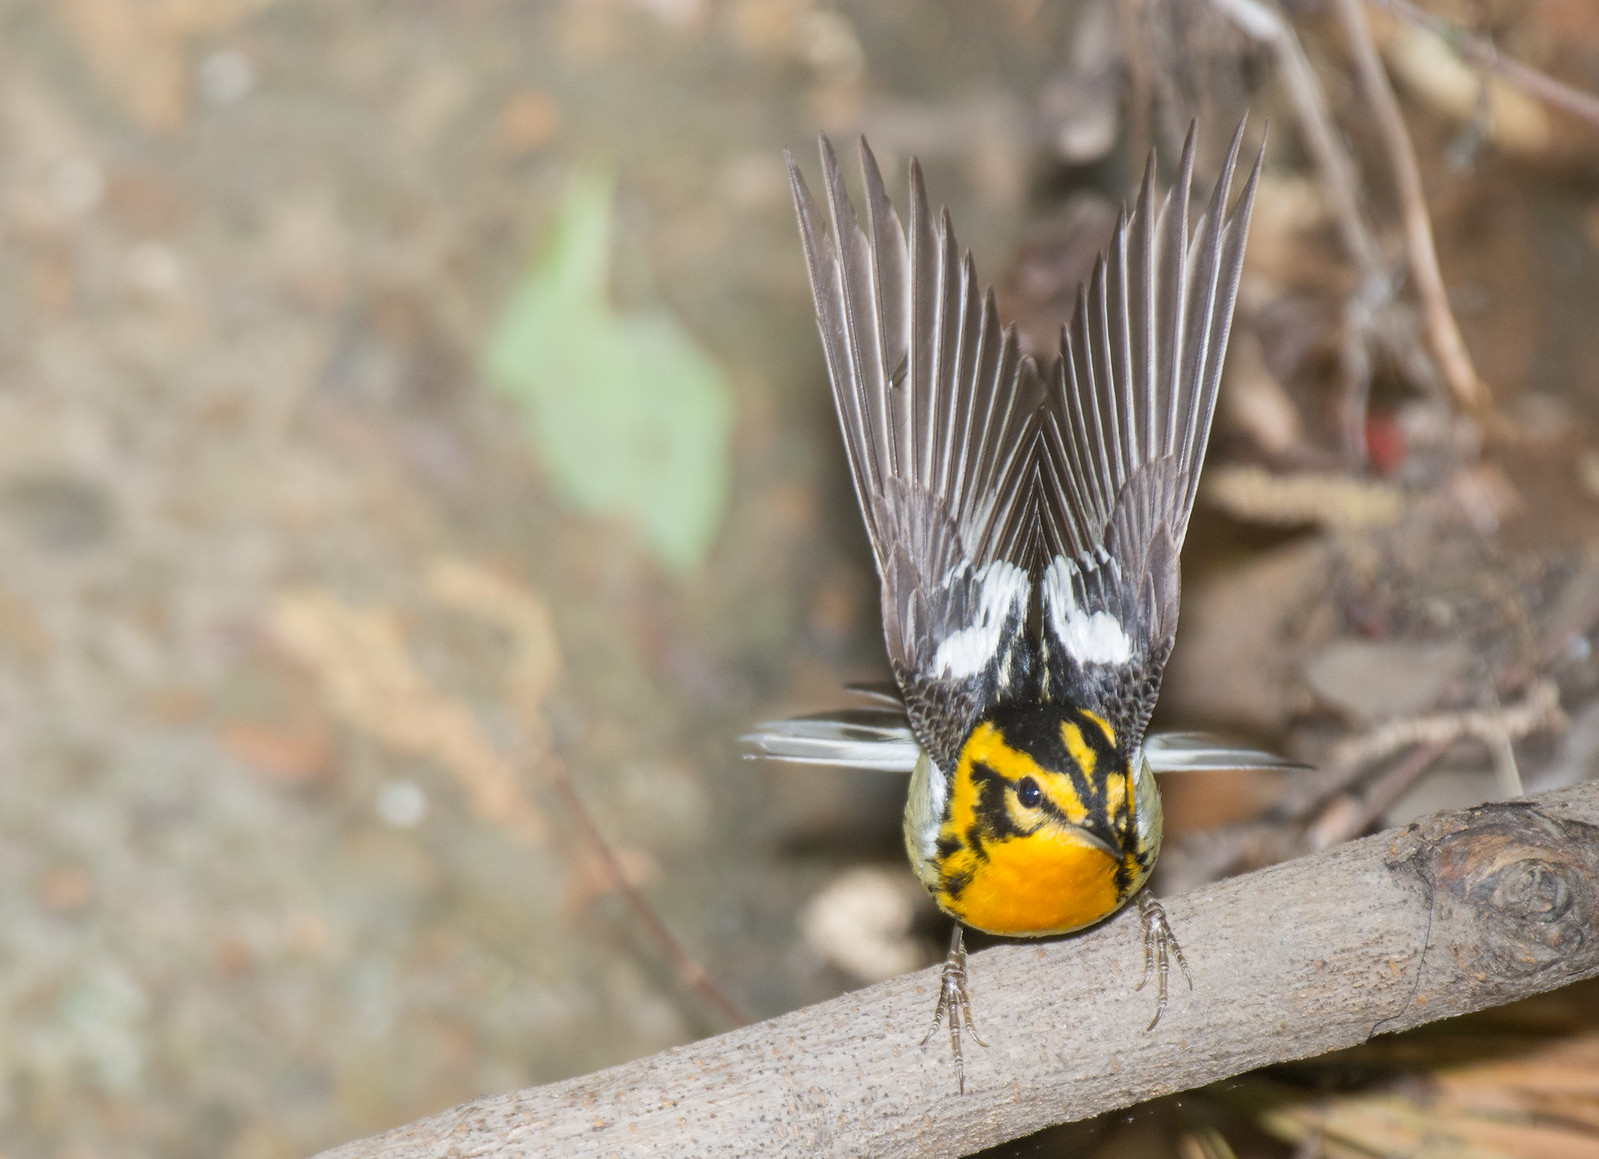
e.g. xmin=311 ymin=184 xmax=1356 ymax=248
xmin=1366 ymin=413 xmax=1406 ymax=475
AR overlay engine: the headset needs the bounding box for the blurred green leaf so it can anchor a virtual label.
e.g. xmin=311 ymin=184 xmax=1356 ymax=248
xmin=484 ymin=169 xmax=733 ymax=573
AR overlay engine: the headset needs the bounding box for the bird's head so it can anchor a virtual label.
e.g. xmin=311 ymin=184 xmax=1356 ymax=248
xmin=929 ymin=702 xmax=1146 ymax=936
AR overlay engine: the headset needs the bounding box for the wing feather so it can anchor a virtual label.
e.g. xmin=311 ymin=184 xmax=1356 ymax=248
xmin=787 ymin=137 xmax=1044 ymax=771
xmin=1040 ymin=120 xmax=1264 ymax=753
xmin=778 ymin=122 xmax=1262 ymax=774
xmin=744 ymin=708 xmax=921 ymax=773
xmin=1143 ymin=732 xmax=1311 ymax=773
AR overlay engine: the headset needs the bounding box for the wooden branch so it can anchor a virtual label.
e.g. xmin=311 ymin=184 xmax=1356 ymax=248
xmin=318 ymin=780 xmax=1599 ymax=1159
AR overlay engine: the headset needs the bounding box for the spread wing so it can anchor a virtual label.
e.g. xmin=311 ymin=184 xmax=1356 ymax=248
xmin=1142 ymin=733 xmax=1311 ymax=772
xmin=787 ymin=138 xmax=1045 ymax=772
xmin=1038 ymin=121 xmax=1263 ymax=757
xmin=742 ymin=704 xmax=921 ymax=771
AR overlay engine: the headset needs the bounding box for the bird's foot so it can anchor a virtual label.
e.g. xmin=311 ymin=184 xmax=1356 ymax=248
xmin=921 ymin=924 xmax=987 ymax=1094
xmin=1135 ymin=890 xmax=1192 ymax=1030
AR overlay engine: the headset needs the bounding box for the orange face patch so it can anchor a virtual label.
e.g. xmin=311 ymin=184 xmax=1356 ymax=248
xmin=941 ymin=722 xmax=1088 ymax=843
xmin=931 ymin=708 xmax=1139 ymax=936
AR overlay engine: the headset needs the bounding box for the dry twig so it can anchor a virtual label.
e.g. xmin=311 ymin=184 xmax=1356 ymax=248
xmin=1334 ymin=0 xmax=1487 ymax=411
xmin=1305 ymin=740 xmax=1447 ymax=851
xmin=1171 ymin=681 xmax=1564 ymax=894
xmin=428 ymin=559 xmax=748 ymax=1030
xmin=1203 ymin=464 xmax=1403 ymax=529
xmin=1287 ymin=679 xmax=1564 ymax=848
xmin=1377 ymin=0 xmax=1599 ymax=132
xmin=1321 ymin=678 xmax=1563 ymax=778
xmin=1204 ymin=0 xmax=1402 ymax=459
xmin=1206 ymin=0 xmax=1384 ymax=277
xmin=541 ymin=745 xmax=748 ymax=1030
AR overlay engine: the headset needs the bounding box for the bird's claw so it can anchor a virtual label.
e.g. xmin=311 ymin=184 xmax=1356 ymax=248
xmin=921 ymin=925 xmax=986 ymax=1094
xmin=1135 ymin=890 xmax=1191 ymax=1030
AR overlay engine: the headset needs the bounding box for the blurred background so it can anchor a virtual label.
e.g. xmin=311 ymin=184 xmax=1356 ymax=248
xmin=0 ymin=1 xmax=1598 ymax=1156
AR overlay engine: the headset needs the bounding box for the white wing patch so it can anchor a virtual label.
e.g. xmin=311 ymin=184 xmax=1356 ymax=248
xmin=932 ymin=560 xmax=1030 ymax=679
xmin=1043 ymin=554 xmax=1132 ymax=666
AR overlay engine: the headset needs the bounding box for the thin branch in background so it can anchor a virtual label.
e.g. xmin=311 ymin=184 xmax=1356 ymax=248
xmin=1377 ymin=0 xmax=1599 ymax=132
xmin=424 ymin=558 xmax=749 ymax=1031
xmin=1337 ymin=278 xmax=1382 ymax=461
xmin=1173 ymin=682 xmax=1564 ymax=886
xmin=541 ymin=745 xmax=749 ymax=1030
xmin=1249 ymin=679 xmax=1566 ymax=859
xmin=1304 ymin=740 xmax=1446 ymax=850
xmin=1334 ymin=0 xmax=1488 ymax=411
xmin=1206 ymin=0 xmax=1397 ymax=461
xmin=1301 ymin=679 xmax=1562 ymax=845
xmin=1320 ymin=679 xmax=1563 ymax=780
xmin=1207 ymin=0 xmax=1384 ymax=278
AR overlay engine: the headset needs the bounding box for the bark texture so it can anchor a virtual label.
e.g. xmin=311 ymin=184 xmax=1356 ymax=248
xmin=319 ymin=781 xmax=1599 ymax=1158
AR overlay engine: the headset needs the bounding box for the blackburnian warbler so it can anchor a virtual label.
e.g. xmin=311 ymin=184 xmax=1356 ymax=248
xmin=752 ymin=119 xmax=1279 ymax=1094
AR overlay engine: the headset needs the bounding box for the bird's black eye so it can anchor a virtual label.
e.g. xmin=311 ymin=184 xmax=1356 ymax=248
xmin=1017 ymin=777 xmax=1041 ymax=808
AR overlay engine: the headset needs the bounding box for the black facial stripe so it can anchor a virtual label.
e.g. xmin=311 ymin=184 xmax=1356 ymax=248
xmin=1070 ymin=706 xmax=1120 ymax=755
xmin=1069 ymin=708 xmax=1124 ymax=824
xmin=985 ymin=704 xmax=1070 ymax=765
xmin=1113 ymin=768 xmax=1133 ymax=839
xmin=982 ymin=703 xmax=1132 ymax=825
xmin=963 ymin=821 xmax=989 ymax=861
xmin=1115 ymin=842 xmax=1153 ymax=893
xmin=970 ymin=761 xmax=1026 ymax=842
xmin=942 ymin=867 xmax=972 ymax=899
xmin=1033 ymin=793 xmax=1074 ymax=827
xmin=1071 ymin=707 xmax=1133 ymax=842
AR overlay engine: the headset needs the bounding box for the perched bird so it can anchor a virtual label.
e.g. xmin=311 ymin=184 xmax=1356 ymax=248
xmin=753 ymin=120 xmax=1270 ymax=1094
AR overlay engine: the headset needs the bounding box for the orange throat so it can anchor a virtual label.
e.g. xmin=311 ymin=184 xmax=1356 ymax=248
xmin=937 ymin=828 xmax=1127 ymax=936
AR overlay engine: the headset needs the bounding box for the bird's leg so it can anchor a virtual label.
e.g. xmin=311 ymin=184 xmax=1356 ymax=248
xmin=921 ymin=924 xmax=986 ymax=1094
xmin=1135 ymin=890 xmax=1191 ymax=1030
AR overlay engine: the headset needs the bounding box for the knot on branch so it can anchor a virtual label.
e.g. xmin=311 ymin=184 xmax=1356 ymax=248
xmin=1388 ymin=801 xmax=1599 ymax=1000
